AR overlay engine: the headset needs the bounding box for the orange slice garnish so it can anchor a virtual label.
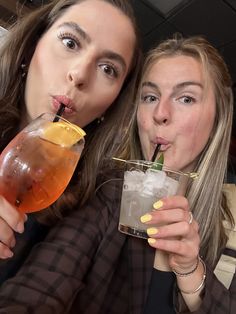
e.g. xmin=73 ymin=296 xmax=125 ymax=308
xmin=41 ymin=121 xmax=86 ymax=147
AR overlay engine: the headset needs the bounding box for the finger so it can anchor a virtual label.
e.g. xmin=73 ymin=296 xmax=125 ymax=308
xmin=0 ymin=196 xmax=26 ymax=233
xmin=153 ymin=195 xmax=189 ymax=211
xmin=142 ymin=208 xmax=192 ymax=225
xmin=0 ymin=217 xmax=16 ymax=248
xmin=147 ymin=220 xmax=199 ymax=240
xmin=0 ymin=242 xmax=14 ymax=259
xmin=147 ymin=237 xmax=199 ymax=258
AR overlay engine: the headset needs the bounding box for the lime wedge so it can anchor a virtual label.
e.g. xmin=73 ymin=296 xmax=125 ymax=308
xmin=41 ymin=121 xmax=86 ymax=147
xmin=151 ymin=153 xmax=164 ymax=170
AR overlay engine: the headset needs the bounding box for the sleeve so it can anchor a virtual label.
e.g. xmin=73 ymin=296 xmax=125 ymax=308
xmin=0 ymin=178 xmax=118 ymax=314
xmin=174 ymin=262 xmax=236 ymax=314
xmin=0 ymin=215 xmax=49 ymax=285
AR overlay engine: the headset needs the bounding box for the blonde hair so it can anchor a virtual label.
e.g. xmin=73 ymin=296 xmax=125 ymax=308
xmin=119 ymin=35 xmax=234 ymax=266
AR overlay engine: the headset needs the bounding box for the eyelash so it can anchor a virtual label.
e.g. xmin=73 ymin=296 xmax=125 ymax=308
xmin=58 ymin=31 xmax=81 ymax=50
xmin=177 ymin=95 xmax=196 ymax=104
xmin=140 ymin=94 xmax=158 ymax=103
xmin=100 ymin=63 xmax=119 ymax=78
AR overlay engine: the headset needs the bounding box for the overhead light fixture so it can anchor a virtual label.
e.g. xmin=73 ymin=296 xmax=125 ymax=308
xmin=146 ymin=0 xmax=189 ymax=17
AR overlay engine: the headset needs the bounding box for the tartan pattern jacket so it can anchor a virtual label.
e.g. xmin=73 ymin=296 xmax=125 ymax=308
xmin=0 ymin=171 xmax=235 ymax=314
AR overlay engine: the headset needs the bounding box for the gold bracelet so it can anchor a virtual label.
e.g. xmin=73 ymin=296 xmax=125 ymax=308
xmin=179 ymin=257 xmax=206 ymax=294
xmin=172 ymin=255 xmax=199 ymax=277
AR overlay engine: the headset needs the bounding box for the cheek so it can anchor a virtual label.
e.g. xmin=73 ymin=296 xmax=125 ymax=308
xmin=27 ymin=45 xmax=48 ymax=86
xmin=137 ymin=108 xmax=150 ymax=133
xmin=178 ymin=114 xmax=214 ymax=158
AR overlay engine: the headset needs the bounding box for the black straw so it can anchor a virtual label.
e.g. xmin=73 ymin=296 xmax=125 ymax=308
xmin=151 ymin=144 xmax=161 ymax=162
xmin=53 ymin=103 xmax=65 ymax=122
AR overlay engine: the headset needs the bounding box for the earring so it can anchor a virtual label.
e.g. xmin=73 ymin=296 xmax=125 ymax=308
xmin=97 ymin=116 xmax=105 ymax=124
xmin=21 ymin=63 xmax=27 ymax=78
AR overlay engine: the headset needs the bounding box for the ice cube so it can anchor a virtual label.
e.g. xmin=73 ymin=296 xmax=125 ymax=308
xmin=123 ymin=170 xmax=145 ymax=191
xmin=140 ymin=169 xmax=166 ymax=196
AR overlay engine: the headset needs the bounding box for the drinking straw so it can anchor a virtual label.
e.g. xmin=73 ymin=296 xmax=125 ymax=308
xmin=151 ymin=144 xmax=161 ymax=162
xmin=53 ymin=103 xmax=65 ymax=122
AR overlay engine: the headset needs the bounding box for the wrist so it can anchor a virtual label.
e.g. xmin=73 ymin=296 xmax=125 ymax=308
xmin=177 ymin=257 xmax=206 ymax=295
xmin=172 ymin=255 xmax=200 ymax=277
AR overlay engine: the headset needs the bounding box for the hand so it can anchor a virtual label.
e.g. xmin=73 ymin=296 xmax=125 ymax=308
xmin=0 ymin=195 xmax=27 ymax=259
xmin=141 ymin=195 xmax=200 ymax=273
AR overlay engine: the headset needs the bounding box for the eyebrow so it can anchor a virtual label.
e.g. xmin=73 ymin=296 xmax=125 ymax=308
xmin=58 ymin=22 xmax=91 ymax=43
xmin=101 ymin=50 xmax=127 ymax=73
xmin=142 ymin=81 xmax=158 ymax=90
xmin=58 ymin=22 xmax=127 ymax=73
xmin=173 ymin=81 xmax=204 ymax=92
xmin=142 ymin=81 xmax=203 ymax=92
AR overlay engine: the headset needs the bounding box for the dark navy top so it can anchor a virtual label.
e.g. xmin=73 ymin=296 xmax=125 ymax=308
xmin=143 ymin=268 xmax=176 ymax=314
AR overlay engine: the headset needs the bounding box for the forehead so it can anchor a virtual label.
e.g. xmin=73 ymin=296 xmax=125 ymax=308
xmin=52 ymin=1 xmax=135 ymax=50
xmin=145 ymin=55 xmax=204 ymax=83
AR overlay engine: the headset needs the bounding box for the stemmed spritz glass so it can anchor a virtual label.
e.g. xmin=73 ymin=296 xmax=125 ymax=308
xmin=0 ymin=113 xmax=85 ymax=213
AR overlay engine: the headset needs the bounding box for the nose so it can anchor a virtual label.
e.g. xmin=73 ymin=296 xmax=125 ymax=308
xmin=67 ymin=57 xmax=92 ymax=88
xmin=152 ymin=98 xmax=171 ymax=125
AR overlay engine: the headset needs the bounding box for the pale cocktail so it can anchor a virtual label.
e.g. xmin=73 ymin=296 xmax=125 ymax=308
xmin=119 ymin=161 xmax=181 ymax=239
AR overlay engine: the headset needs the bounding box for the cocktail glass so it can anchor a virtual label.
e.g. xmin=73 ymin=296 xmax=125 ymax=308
xmin=0 ymin=113 xmax=85 ymax=213
xmin=118 ymin=160 xmax=189 ymax=239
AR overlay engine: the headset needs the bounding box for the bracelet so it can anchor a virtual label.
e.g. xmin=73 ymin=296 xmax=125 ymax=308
xmin=179 ymin=257 xmax=206 ymax=295
xmin=172 ymin=255 xmax=200 ymax=277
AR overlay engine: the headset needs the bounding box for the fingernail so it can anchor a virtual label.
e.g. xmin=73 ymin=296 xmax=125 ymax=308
xmin=153 ymin=200 xmax=163 ymax=210
xmin=3 ymin=249 xmax=13 ymax=259
xmin=147 ymin=227 xmax=158 ymax=235
xmin=148 ymin=238 xmax=156 ymax=244
xmin=140 ymin=214 xmax=152 ymax=223
xmin=24 ymin=214 xmax=28 ymax=222
xmin=16 ymin=223 xmax=24 ymax=233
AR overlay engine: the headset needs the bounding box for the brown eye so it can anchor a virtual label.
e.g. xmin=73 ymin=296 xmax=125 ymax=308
xmin=100 ymin=64 xmax=118 ymax=78
xmin=62 ymin=38 xmax=76 ymax=49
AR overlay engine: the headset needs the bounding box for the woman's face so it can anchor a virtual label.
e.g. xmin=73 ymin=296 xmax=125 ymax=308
xmin=137 ymin=55 xmax=216 ymax=172
xmin=24 ymin=0 xmax=135 ymax=127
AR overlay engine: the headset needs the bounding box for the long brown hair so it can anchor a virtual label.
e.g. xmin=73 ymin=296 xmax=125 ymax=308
xmin=119 ymin=35 xmax=234 ymax=266
xmin=0 ymin=0 xmax=142 ymax=222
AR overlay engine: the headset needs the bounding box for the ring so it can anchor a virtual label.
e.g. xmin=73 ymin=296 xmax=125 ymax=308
xmin=188 ymin=212 xmax=193 ymax=224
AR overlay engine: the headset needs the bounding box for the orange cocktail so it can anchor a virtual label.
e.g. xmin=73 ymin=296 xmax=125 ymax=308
xmin=0 ymin=113 xmax=85 ymax=213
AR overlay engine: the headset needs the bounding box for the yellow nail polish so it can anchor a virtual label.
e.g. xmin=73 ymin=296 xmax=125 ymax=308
xmin=147 ymin=227 xmax=158 ymax=235
xmin=153 ymin=200 xmax=163 ymax=210
xmin=148 ymin=238 xmax=156 ymax=244
xmin=140 ymin=214 xmax=152 ymax=223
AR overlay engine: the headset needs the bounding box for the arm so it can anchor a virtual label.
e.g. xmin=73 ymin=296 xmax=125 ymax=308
xmin=0 ymin=181 xmax=114 ymax=313
xmin=143 ymin=195 xmax=236 ymax=312
xmin=0 ymin=215 xmax=49 ymax=285
xmin=175 ymin=261 xmax=236 ymax=313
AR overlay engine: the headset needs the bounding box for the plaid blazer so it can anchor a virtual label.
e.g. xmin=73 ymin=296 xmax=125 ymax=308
xmin=0 ymin=170 xmax=235 ymax=314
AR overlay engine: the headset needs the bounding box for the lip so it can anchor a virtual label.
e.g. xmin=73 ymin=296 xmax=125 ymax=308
xmin=152 ymin=137 xmax=170 ymax=152
xmin=52 ymin=95 xmax=76 ymax=114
